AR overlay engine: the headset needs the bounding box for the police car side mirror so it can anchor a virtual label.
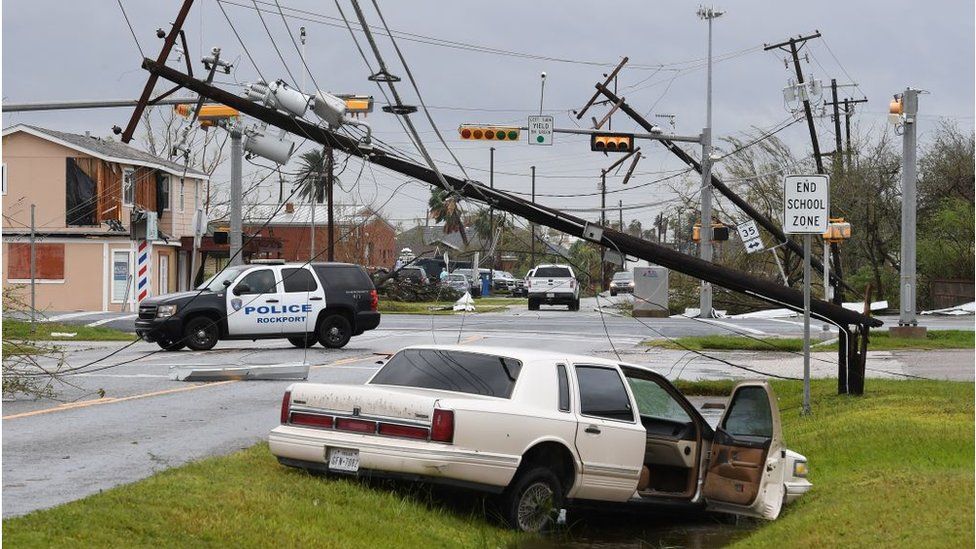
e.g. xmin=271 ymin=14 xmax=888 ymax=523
xmin=223 ymin=280 xmax=232 ymax=287
xmin=233 ymin=283 xmax=250 ymax=296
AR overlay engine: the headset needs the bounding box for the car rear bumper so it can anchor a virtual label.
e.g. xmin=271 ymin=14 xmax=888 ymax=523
xmin=355 ymin=311 xmax=381 ymax=332
xmin=269 ymin=425 xmax=518 ymax=490
xmin=528 ymin=292 xmax=576 ymax=304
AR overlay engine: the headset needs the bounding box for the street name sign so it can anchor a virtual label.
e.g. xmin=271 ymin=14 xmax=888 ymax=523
xmin=527 ymin=115 xmax=553 ymax=146
xmin=783 ymin=174 xmax=829 ymax=234
xmin=736 ymin=220 xmax=764 ymax=254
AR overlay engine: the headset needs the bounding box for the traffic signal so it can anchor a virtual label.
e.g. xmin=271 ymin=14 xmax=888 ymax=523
xmin=590 ymin=133 xmax=634 ymax=153
xmin=459 ymin=125 xmax=520 ymax=141
xmin=692 ymin=222 xmax=730 ymax=242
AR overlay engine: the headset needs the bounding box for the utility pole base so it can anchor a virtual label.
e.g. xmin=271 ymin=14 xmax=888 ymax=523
xmin=889 ymin=325 xmax=927 ymax=339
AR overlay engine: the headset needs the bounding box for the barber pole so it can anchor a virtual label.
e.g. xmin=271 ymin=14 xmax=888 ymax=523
xmin=136 ymin=239 xmax=151 ymax=302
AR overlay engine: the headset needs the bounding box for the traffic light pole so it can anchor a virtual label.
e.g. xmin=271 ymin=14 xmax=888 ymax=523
xmin=897 ymin=89 xmax=922 ymax=331
xmin=531 ymin=166 xmax=536 ymax=267
xmin=600 ymin=169 xmax=607 ymax=290
xmin=229 ymin=126 xmax=243 ymax=267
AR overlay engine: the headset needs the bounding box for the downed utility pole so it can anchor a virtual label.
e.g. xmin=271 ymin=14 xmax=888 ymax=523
xmin=764 ymin=32 xmax=826 ymax=174
xmin=137 ymin=58 xmax=879 ymax=394
xmin=587 ymin=83 xmax=851 ymax=296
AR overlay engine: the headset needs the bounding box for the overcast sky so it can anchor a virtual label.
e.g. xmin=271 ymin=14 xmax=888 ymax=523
xmin=3 ymin=0 xmax=973 ymax=231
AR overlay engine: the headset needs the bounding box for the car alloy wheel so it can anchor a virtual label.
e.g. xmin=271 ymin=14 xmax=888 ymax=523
xmin=318 ymin=314 xmax=352 ymax=349
xmin=516 ymin=482 xmax=555 ymax=532
xmin=184 ymin=317 xmax=219 ymax=351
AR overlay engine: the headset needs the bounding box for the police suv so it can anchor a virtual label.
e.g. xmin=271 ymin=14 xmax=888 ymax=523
xmin=135 ymin=261 xmax=380 ymax=351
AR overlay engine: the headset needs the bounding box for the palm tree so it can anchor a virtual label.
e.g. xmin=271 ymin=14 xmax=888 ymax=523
xmin=428 ymin=188 xmax=469 ymax=246
xmin=292 ymin=149 xmax=326 ymax=203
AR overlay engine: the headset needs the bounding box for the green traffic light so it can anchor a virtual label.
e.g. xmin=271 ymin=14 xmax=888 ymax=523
xmin=508 ymin=131 xmax=519 ymax=140
xmin=496 ymin=130 xmax=506 ymax=139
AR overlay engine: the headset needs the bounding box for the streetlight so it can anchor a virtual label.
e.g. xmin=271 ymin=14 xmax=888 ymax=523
xmin=697 ymin=6 xmax=724 ymax=318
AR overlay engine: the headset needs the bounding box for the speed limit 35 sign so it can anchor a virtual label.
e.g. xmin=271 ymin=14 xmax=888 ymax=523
xmin=736 ymin=220 xmax=764 ymax=254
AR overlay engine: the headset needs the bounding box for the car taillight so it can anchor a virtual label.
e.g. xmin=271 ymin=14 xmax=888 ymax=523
xmin=335 ymin=417 xmax=377 ymax=434
xmin=369 ymin=289 xmax=378 ymax=311
xmin=280 ymin=390 xmax=292 ymax=423
xmin=378 ymin=423 xmax=429 ymax=440
xmin=430 ymin=409 xmax=454 ymax=443
xmin=290 ymin=412 xmax=334 ymax=429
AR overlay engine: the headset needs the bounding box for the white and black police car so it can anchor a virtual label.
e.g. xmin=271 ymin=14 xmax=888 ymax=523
xmin=135 ymin=261 xmax=380 ymax=351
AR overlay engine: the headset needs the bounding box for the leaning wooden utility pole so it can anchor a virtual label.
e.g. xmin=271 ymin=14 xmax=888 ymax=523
xmin=326 ymin=145 xmax=335 ymax=262
xmin=764 ymin=32 xmax=825 ymax=174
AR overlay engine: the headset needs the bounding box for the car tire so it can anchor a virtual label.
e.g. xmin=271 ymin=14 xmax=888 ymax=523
xmin=318 ymin=314 xmax=352 ymax=349
xmin=183 ymin=317 xmax=219 ymax=351
xmin=501 ymin=467 xmax=564 ymax=533
xmin=610 ymin=290 xmax=617 ymax=297
xmin=569 ymin=299 xmax=580 ymax=312
xmin=157 ymin=340 xmax=185 ymax=352
xmin=288 ymin=335 xmax=317 ymax=348
xmin=527 ymin=298 xmax=539 ymax=311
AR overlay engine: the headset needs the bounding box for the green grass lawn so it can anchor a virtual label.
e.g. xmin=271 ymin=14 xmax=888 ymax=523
xmin=379 ymin=297 xmax=526 ymax=315
xmin=2 ymin=319 xmax=135 ymax=342
xmin=2 ymin=443 xmax=523 ymax=548
xmin=644 ymin=329 xmax=974 ymax=352
xmin=721 ymin=379 xmax=975 ymax=548
xmin=3 ymin=379 xmax=971 ymax=547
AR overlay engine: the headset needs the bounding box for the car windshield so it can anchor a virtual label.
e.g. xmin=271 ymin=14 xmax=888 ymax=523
xmin=613 ymin=272 xmax=632 ymax=280
xmin=447 ymin=274 xmax=466 ymax=281
xmin=197 ymin=265 xmax=249 ymax=291
xmin=534 ymin=267 xmax=572 ymax=278
xmin=370 ymin=348 xmax=523 ymax=398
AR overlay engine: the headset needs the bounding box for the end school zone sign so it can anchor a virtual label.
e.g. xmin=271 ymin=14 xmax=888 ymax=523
xmin=783 ymin=174 xmax=829 ymax=234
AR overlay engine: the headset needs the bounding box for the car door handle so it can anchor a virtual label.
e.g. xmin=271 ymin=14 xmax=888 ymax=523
xmin=265 ymin=299 xmax=279 ymax=303
xmin=309 ymin=297 xmax=323 ymax=301
xmin=585 ymin=425 xmax=601 ymax=434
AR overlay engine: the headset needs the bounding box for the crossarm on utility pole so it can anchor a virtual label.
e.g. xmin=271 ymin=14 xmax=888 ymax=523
xmin=593 ymin=83 xmax=852 ymax=294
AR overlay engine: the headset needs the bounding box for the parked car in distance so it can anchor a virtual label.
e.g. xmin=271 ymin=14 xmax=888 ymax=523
xmin=397 ymin=266 xmax=429 ymax=285
xmin=270 ymin=345 xmax=811 ymax=532
xmin=609 ymin=271 xmax=634 ymax=296
xmin=444 ymin=273 xmax=471 ymax=294
xmin=492 ymin=270 xmax=517 ymax=293
xmin=135 ymin=261 xmax=380 ymax=351
xmin=526 ymin=264 xmax=580 ymax=311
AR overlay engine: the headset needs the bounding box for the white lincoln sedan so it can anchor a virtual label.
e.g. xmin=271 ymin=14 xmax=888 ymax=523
xmin=269 ymin=345 xmax=811 ymax=531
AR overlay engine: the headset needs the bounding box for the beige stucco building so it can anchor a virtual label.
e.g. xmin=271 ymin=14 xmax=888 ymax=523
xmin=2 ymin=125 xmax=208 ymax=313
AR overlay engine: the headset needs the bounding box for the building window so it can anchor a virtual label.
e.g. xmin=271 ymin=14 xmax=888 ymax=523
xmin=178 ymin=178 xmax=185 ymax=212
xmin=2 ymin=163 xmax=7 ymax=195
xmin=123 ymin=168 xmax=135 ymax=206
xmin=194 ymin=179 xmax=200 ymax=211
xmin=112 ymin=250 xmax=132 ymax=303
xmin=7 ymin=243 xmax=65 ymax=280
xmin=159 ymin=175 xmax=171 ymax=211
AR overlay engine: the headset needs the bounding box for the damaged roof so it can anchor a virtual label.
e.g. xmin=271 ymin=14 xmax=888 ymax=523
xmin=2 ymin=124 xmax=209 ymax=179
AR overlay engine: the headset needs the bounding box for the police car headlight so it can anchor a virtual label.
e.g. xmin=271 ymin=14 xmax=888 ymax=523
xmin=793 ymin=460 xmax=808 ymax=478
xmin=156 ymin=304 xmax=178 ymax=318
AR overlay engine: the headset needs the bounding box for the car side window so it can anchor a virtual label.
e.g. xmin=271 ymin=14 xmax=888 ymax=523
xmin=282 ymin=268 xmax=318 ymax=293
xmin=626 ymin=376 xmax=692 ymax=423
xmin=236 ymin=269 xmax=277 ymax=294
xmin=576 ymin=365 xmax=634 ymax=422
xmin=722 ymin=386 xmax=773 ymax=438
xmin=556 ymin=364 xmax=570 ymax=412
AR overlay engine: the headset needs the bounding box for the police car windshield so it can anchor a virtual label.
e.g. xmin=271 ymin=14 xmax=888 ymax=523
xmin=197 ymin=265 xmax=250 ymax=291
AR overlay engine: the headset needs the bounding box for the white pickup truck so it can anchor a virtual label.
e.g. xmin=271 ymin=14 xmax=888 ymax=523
xmin=526 ymin=264 xmax=581 ymax=311
xmin=269 ymin=345 xmax=811 ymax=532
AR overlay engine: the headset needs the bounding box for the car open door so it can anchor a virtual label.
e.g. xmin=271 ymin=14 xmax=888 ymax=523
xmin=703 ymin=381 xmax=786 ymax=520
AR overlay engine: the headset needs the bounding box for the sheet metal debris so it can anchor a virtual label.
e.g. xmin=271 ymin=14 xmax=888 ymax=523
xmin=170 ymin=362 xmax=309 ymax=382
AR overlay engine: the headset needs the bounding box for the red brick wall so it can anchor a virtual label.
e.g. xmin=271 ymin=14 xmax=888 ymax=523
xmin=245 ymin=218 xmax=395 ymax=269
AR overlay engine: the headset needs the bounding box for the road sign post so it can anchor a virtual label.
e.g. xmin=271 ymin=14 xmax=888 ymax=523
xmin=527 ymin=115 xmax=553 ymax=146
xmin=783 ymin=174 xmax=830 ymax=415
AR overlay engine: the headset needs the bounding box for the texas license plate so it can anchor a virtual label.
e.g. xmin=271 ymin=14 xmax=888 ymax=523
xmin=546 ymin=293 xmax=554 ymax=298
xmin=328 ymin=448 xmax=360 ymax=472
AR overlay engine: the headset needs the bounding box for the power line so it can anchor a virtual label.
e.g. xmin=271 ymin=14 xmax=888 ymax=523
xmin=115 ymin=0 xmax=145 ymax=59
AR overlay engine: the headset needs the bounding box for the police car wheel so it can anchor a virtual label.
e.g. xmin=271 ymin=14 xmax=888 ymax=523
xmin=184 ymin=317 xmax=219 ymax=351
xmin=318 ymin=315 xmax=351 ymax=349
xmin=288 ymin=336 xmax=316 ymax=348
